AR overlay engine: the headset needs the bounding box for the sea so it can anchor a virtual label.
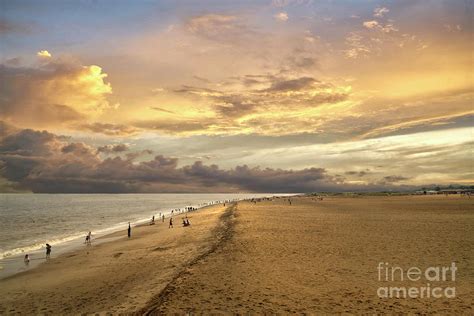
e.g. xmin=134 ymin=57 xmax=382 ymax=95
xmin=0 ymin=193 xmax=290 ymax=279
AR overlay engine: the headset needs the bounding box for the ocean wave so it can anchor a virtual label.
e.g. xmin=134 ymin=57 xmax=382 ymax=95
xmin=0 ymin=203 xmax=203 ymax=260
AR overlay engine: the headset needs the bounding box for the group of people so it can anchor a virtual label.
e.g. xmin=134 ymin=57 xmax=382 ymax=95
xmin=31 ymin=202 xmax=228 ymax=266
xmin=128 ymin=209 xmax=192 ymax=234
xmin=168 ymin=216 xmax=191 ymax=228
xmin=24 ymin=243 xmax=51 ymax=266
xmin=182 ymin=217 xmax=191 ymax=227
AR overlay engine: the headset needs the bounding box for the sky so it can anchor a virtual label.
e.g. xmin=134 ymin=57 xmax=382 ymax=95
xmin=0 ymin=0 xmax=472 ymax=193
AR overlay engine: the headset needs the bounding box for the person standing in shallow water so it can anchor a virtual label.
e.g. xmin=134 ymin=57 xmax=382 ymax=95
xmin=45 ymin=244 xmax=52 ymax=259
xmin=127 ymin=222 xmax=131 ymax=238
xmin=24 ymin=254 xmax=30 ymax=266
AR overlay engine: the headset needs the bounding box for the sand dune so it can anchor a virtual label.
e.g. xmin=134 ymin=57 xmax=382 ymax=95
xmin=1 ymin=196 xmax=473 ymax=314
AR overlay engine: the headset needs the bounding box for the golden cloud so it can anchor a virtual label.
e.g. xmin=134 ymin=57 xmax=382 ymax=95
xmin=37 ymin=50 xmax=52 ymax=58
xmin=0 ymin=53 xmax=113 ymax=130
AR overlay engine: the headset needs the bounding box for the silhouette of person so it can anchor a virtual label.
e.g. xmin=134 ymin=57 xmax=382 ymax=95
xmin=46 ymin=244 xmax=52 ymax=259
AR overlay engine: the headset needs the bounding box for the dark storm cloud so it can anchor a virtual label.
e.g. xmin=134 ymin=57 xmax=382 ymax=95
xmin=0 ymin=128 xmax=60 ymax=156
xmin=383 ymin=175 xmax=410 ymax=183
xmin=182 ymin=162 xmax=329 ymax=192
xmin=0 ymin=124 xmax=406 ymax=193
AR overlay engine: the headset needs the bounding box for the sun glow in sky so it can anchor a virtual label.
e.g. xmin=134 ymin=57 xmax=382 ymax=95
xmin=0 ymin=0 xmax=472 ymax=192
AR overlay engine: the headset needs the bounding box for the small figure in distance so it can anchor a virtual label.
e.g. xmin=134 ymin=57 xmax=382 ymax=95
xmin=45 ymin=244 xmax=52 ymax=259
xmin=24 ymin=254 xmax=30 ymax=266
xmin=169 ymin=217 xmax=173 ymax=228
xmin=128 ymin=222 xmax=131 ymax=238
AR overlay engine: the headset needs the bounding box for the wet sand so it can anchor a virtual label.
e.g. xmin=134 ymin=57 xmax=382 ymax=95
xmin=1 ymin=196 xmax=473 ymax=314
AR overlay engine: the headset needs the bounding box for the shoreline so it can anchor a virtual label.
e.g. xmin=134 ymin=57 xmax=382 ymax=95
xmin=0 ymin=200 xmax=227 ymax=281
xmin=0 ymin=193 xmax=297 ymax=280
xmin=0 ymin=193 xmax=295 ymax=267
xmin=0 ymin=194 xmax=280 ymax=280
xmin=0 ymin=201 xmax=234 ymax=313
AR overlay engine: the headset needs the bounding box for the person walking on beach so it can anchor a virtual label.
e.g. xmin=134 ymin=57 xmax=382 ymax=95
xmin=162 ymin=214 xmax=165 ymax=222
xmin=24 ymin=254 xmax=30 ymax=266
xmin=45 ymin=243 xmax=52 ymax=259
xmin=85 ymin=231 xmax=92 ymax=245
xmin=169 ymin=217 xmax=173 ymax=228
xmin=127 ymin=222 xmax=131 ymax=238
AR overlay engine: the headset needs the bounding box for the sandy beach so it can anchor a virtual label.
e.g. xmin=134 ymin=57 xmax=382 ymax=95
xmin=0 ymin=195 xmax=473 ymax=314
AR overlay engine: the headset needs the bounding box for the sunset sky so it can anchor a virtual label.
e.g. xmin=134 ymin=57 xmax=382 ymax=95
xmin=0 ymin=0 xmax=472 ymax=193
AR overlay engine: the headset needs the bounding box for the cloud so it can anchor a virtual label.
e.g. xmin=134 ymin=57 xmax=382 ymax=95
xmin=263 ymin=77 xmax=316 ymax=92
xmin=187 ymin=14 xmax=236 ymax=33
xmin=97 ymin=144 xmax=130 ymax=154
xmin=363 ymin=20 xmax=398 ymax=33
xmin=363 ymin=20 xmax=379 ymax=29
xmin=77 ymin=123 xmax=139 ymax=136
xmin=149 ymin=106 xmax=176 ymax=114
xmin=345 ymin=170 xmax=369 ymax=177
xmin=344 ymin=32 xmax=371 ymax=58
xmin=0 ymin=125 xmax=411 ymax=193
xmin=359 ymin=111 xmax=474 ymax=139
xmin=37 ymin=50 xmax=52 ymax=58
xmin=135 ymin=119 xmax=214 ymax=135
xmin=150 ymin=73 xmax=350 ymax=135
xmin=374 ymin=7 xmax=389 ymax=18
xmin=0 ymin=54 xmax=112 ymax=130
xmin=272 ymin=0 xmax=312 ymax=8
xmin=185 ymin=14 xmax=247 ymax=42
xmin=382 ymin=175 xmax=410 ymax=183
xmin=274 ymin=12 xmax=289 ymax=22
